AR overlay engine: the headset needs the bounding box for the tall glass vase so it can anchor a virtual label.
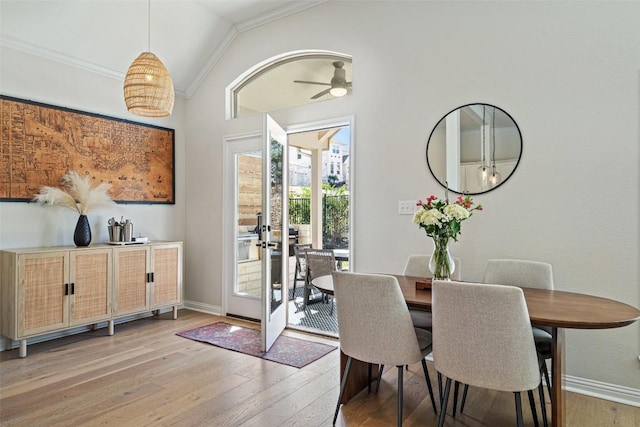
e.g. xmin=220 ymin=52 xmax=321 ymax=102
xmin=429 ymin=236 xmax=454 ymax=280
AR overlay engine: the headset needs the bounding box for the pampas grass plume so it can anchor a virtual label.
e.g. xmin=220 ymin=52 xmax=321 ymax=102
xmin=33 ymin=171 xmax=116 ymax=215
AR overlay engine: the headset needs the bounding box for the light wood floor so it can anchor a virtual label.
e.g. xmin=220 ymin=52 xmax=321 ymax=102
xmin=1 ymin=310 xmax=637 ymax=426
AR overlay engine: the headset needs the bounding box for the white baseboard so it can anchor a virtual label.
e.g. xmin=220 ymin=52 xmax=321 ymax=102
xmin=565 ymin=375 xmax=640 ymax=407
xmin=0 ymin=303 xmax=216 ymax=352
xmin=0 ymin=308 xmax=175 ymax=351
xmin=3 ymin=305 xmax=636 ymax=409
xmin=182 ymin=300 xmax=223 ymax=316
xmin=425 ymin=355 xmax=637 ymax=407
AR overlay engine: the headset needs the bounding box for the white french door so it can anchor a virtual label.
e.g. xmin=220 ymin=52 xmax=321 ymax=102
xmin=261 ymin=114 xmax=288 ymax=351
xmin=223 ymin=114 xmax=287 ymax=352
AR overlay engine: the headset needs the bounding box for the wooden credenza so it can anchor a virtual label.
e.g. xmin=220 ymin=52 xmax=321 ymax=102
xmin=0 ymin=241 xmax=182 ymax=357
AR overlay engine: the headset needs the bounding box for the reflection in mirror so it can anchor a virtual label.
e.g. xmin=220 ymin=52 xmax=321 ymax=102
xmin=426 ymin=103 xmax=522 ymax=195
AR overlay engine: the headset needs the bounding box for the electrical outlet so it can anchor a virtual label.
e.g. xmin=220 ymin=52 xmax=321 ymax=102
xmin=398 ymin=200 xmax=417 ymax=215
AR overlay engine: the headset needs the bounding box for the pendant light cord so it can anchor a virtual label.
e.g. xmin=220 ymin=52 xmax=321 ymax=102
xmin=481 ymin=106 xmax=486 ymax=167
xmin=491 ymin=107 xmax=496 ymax=167
xmin=148 ymin=0 xmax=151 ymax=52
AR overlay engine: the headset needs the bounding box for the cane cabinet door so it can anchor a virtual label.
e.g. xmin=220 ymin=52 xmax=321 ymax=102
xmin=113 ymin=246 xmax=151 ymax=316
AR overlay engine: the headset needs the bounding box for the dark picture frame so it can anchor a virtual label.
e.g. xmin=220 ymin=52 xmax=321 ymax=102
xmin=0 ymin=95 xmax=175 ymax=204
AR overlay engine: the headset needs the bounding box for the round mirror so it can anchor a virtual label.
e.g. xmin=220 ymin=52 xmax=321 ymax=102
xmin=426 ymin=103 xmax=522 ymax=195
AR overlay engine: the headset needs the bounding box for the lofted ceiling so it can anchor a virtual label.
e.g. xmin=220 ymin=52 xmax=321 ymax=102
xmin=0 ymin=0 xmax=327 ymax=98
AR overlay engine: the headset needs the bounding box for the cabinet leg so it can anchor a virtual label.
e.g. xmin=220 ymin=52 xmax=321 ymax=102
xmin=19 ymin=339 xmax=27 ymax=358
xmin=91 ymin=323 xmax=98 ymax=331
xmin=173 ymin=306 xmax=178 ymax=320
xmin=108 ymin=320 xmax=114 ymax=336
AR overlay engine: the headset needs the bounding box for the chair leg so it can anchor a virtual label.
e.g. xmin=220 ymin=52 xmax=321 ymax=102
xmin=514 ymin=392 xmax=524 ymax=427
xmin=452 ymin=381 xmax=459 ymax=417
xmin=291 ymin=266 xmax=298 ymax=300
xmin=330 ymin=295 xmax=334 ymax=315
xmin=397 ymin=366 xmax=404 ymax=427
xmin=460 ymin=384 xmax=469 ymax=413
xmin=528 ymin=389 xmax=540 ymax=427
xmin=421 ymin=359 xmax=437 ymax=414
xmin=334 ymin=356 xmax=353 ymax=425
xmin=542 ymin=361 xmax=552 ymax=403
xmin=437 ymin=372 xmax=443 ymax=405
xmin=367 ymin=363 xmax=372 ymax=393
xmin=538 ymin=381 xmax=548 ymax=427
xmin=438 ymin=377 xmax=452 ymax=427
xmin=303 ymin=283 xmax=310 ymax=309
xmin=376 ymin=364 xmax=384 ymax=393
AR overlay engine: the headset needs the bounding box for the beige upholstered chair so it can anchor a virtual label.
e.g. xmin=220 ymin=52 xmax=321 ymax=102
xmin=432 ymin=280 xmax=547 ymax=427
xmin=483 ymin=259 xmax=554 ymax=402
xmin=304 ymin=248 xmax=337 ymax=312
xmin=291 ymin=243 xmax=312 ymax=300
xmin=403 ymin=255 xmax=461 ymax=330
xmin=332 ymin=272 xmax=437 ymax=426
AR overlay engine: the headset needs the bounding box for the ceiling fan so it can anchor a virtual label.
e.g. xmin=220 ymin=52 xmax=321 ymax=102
xmin=294 ymin=61 xmax=352 ymax=99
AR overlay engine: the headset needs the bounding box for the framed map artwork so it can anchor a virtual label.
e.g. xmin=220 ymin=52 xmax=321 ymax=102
xmin=0 ymin=95 xmax=175 ymax=204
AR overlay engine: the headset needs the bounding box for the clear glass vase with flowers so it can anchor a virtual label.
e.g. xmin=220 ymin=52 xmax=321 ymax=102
xmin=413 ymin=192 xmax=482 ymax=280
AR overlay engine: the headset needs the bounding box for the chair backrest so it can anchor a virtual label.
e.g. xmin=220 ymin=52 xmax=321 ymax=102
xmin=333 ymin=272 xmax=425 ymax=366
xmin=293 ymin=243 xmax=313 ymax=277
xmin=431 ymin=280 xmax=541 ymax=392
xmin=483 ymin=259 xmax=554 ymax=291
xmin=304 ymin=248 xmax=336 ymax=281
xmin=403 ymin=254 xmax=462 ymax=281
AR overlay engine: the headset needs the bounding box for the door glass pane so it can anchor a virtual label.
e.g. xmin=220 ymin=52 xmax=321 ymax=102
xmin=235 ymin=151 xmax=262 ymax=298
xmin=269 ymin=138 xmax=284 ymax=314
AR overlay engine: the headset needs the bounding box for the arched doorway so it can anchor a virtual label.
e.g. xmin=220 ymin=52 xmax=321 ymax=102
xmin=223 ymin=51 xmax=354 ymax=339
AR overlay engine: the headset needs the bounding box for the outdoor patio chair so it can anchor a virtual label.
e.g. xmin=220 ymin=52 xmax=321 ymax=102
xmin=291 ymin=243 xmax=312 ymax=300
xmin=304 ymin=248 xmax=337 ymax=313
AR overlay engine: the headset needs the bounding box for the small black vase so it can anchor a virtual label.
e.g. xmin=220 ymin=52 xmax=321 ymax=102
xmin=74 ymin=214 xmax=92 ymax=246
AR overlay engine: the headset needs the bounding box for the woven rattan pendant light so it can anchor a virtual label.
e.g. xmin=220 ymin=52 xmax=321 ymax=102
xmin=124 ymin=0 xmax=174 ymax=117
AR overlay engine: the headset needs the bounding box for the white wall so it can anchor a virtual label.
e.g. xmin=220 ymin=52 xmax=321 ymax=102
xmin=0 ymin=47 xmax=187 ymax=253
xmin=185 ymin=0 xmax=640 ymax=394
xmin=1 ymin=0 xmax=638 ymax=398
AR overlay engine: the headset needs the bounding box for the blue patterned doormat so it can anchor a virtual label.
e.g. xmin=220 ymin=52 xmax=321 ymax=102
xmin=176 ymin=321 xmax=337 ymax=368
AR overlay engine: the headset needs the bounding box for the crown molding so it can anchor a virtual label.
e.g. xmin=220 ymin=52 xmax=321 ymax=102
xmin=1 ymin=35 xmax=121 ymax=79
xmin=184 ymin=26 xmax=238 ymax=98
xmin=1 ymin=1 xmax=327 ymax=100
xmin=235 ymin=0 xmax=326 ymax=32
xmin=1 ymin=35 xmax=188 ymax=98
xmin=185 ymin=0 xmax=327 ymax=98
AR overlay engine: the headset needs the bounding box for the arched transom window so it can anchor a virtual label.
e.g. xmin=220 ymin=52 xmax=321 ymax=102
xmin=227 ymin=50 xmax=353 ymax=119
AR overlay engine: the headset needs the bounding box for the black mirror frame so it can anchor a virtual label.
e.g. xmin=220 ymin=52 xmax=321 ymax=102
xmin=426 ymin=102 xmax=523 ymax=195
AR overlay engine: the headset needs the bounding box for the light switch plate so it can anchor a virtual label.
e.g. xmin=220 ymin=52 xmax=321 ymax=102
xmin=398 ymin=200 xmax=417 ymax=215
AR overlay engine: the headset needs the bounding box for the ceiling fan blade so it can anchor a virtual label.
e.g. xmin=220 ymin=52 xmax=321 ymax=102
xmin=294 ymin=80 xmax=331 ymax=86
xmin=311 ymin=88 xmax=331 ymax=99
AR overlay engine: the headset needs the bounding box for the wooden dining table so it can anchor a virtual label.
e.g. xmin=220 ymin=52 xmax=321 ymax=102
xmin=312 ymin=274 xmax=640 ymax=427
